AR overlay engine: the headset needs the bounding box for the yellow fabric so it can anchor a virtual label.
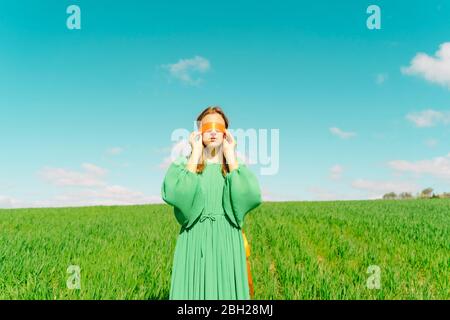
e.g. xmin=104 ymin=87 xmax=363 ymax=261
xmin=243 ymin=231 xmax=250 ymax=257
xmin=242 ymin=230 xmax=254 ymax=299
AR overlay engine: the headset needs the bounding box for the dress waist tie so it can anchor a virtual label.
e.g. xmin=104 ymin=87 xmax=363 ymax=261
xmin=199 ymin=212 xmax=225 ymax=258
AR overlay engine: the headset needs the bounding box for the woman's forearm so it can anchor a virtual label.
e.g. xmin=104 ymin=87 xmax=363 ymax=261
xmin=186 ymin=150 xmax=201 ymax=173
xmin=225 ymin=151 xmax=239 ymax=172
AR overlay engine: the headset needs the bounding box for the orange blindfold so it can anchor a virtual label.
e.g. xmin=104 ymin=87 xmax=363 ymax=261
xmin=201 ymin=122 xmax=226 ymax=133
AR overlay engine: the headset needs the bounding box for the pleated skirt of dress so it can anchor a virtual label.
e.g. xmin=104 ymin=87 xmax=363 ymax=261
xmin=169 ymin=213 xmax=250 ymax=300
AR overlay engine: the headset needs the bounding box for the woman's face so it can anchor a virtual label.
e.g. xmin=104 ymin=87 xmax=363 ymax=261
xmin=200 ymin=113 xmax=226 ymax=148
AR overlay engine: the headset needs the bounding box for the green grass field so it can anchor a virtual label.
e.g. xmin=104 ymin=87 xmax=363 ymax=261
xmin=0 ymin=199 xmax=448 ymax=299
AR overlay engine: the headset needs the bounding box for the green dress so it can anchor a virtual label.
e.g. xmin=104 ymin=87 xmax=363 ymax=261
xmin=161 ymin=156 xmax=262 ymax=300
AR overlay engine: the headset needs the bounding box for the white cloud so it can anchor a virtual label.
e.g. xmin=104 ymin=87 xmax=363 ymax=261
xmin=306 ymin=187 xmax=340 ymax=201
xmin=388 ymin=153 xmax=450 ymax=180
xmin=159 ymin=140 xmax=192 ymax=169
xmin=330 ymin=164 xmax=344 ymax=181
xmin=38 ymin=163 xmax=108 ymax=187
xmin=163 ymin=55 xmax=211 ymax=86
xmin=3 ymin=162 xmax=163 ymax=208
xmin=425 ymin=139 xmax=438 ymax=148
xmin=260 ymin=187 xmax=294 ymax=202
xmin=11 ymin=186 xmax=163 ymax=209
xmin=306 ymin=186 xmax=362 ymax=201
xmin=0 ymin=195 xmax=20 ymax=208
xmin=401 ymin=42 xmax=450 ymax=88
xmin=375 ymin=73 xmax=388 ymax=85
xmin=329 ymin=127 xmax=356 ymax=139
xmin=351 ymin=179 xmax=419 ymax=197
xmin=40 ymin=185 xmax=163 ymax=207
xmin=406 ymin=109 xmax=450 ymax=127
xmin=82 ymin=163 xmax=107 ymax=176
xmin=106 ymin=147 xmax=123 ymax=155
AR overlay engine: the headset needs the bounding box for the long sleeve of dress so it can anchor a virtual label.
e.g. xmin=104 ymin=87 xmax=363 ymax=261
xmin=161 ymin=156 xmax=205 ymax=229
xmin=222 ymin=160 xmax=262 ymax=229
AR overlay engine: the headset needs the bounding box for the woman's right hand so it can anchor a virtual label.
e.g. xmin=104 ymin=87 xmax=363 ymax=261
xmin=189 ymin=131 xmax=203 ymax=162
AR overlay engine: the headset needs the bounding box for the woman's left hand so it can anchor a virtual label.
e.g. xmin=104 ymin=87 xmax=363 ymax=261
xmin=223 ymin=129 xmax=236 ymax=156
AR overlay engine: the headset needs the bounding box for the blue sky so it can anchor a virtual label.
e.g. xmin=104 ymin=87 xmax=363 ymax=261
xmin=1 ymin=0 xmax=450 ymax=207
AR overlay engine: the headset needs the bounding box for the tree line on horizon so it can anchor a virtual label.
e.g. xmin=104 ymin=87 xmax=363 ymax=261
xmin=382 ymin=188 xmax=450 ymax=200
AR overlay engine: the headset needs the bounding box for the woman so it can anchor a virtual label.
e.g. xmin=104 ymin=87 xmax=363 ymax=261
xmin=161 ymin=106 xmax=262 ymax=299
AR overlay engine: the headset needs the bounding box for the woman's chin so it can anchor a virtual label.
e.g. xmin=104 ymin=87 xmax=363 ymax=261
xmin=206 ymin=141 xmax=222 ymax=149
